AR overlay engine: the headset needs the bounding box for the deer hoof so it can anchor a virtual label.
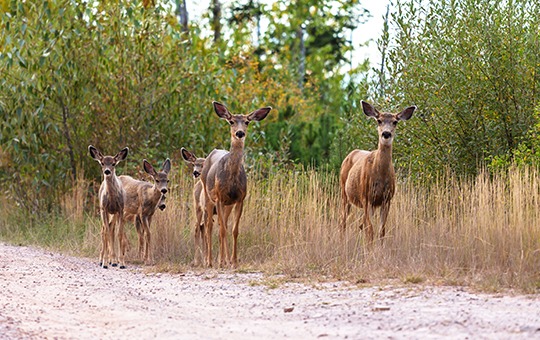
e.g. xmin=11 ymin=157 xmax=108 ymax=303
xmin=102 ymin=265 xmax=108 ymax=269
xmin=111 ymin=263 xmax=118 ymax=267
xmin=119 ymin=265 xmax=126 ymax=269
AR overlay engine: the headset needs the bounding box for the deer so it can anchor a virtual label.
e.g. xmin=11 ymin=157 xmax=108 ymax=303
xmin=119 ymin=158 xmax=171 ymax=265
xmin=200 ymin=101 xmax=271 ymax=268
xmin=88 ymin=145 xmax=129 ymax=269
xmin=339 ymin=101 xmax=416 ymax=245
xmin=181 ymin=147 xmax=210 ymax=266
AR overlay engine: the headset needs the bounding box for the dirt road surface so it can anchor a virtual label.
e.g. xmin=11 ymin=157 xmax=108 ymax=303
xmin=1 ymin=243 xmax=539 ymax=339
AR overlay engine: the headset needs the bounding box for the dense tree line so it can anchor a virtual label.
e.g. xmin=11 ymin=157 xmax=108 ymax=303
xmin=1 ymin=0 xmax=539 ymax=213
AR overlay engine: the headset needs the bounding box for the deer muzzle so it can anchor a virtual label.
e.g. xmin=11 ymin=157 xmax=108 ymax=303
xmin=382 ymin=131 xmax=392 ymax=139
xmin=193 ymin=171 xmax=200 ymax=178
xmin=235 ymin=130 xmax=246 ymax=138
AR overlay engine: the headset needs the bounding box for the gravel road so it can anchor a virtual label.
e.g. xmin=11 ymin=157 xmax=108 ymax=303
xmin=1 ymin=243 xmax=539 ymax=339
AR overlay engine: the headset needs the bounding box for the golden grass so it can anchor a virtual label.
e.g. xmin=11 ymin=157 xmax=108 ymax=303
xmin=1 ymin=165 xmax=539 ymax=291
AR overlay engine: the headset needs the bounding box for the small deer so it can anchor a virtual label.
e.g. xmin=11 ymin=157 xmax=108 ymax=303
xmin=340 ymin=101 xmax=415 ymax=244
xmin=88 ymin=145 xmax=129 ymax=269
xmin=181 ymin=147 xmax=209 ymax=266
xmin=201 ymin=101 xmax=271 ymax=268
xmin=119 ymin=158 xmax=171 ymax=265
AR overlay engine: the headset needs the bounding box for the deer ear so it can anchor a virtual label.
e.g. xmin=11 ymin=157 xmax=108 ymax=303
xmin=162 ymin=158 xmax=171 ymax=174
xmin=181 ymin=148 xmax=197 ymax=163
xmin=213 ymin=101 xmax=232 ymax=120
xmin=361 ymin=101 xmax=379 ymax=118
xmin=397 ymin=106 xmax=416 ymax=121
xmin=247 ymin=107 xmax=272 ymax=122
xmin=115 ymin=147 xmax=129 ymax=162
xmin=143 ymin=159 xmax=157 ymax=177
xmin=88 ymin=145 xmax=102 ymax=161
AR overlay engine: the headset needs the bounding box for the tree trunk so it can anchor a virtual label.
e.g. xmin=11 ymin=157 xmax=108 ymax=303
xmin=211 ymin=0 xmax=222 ymax=42
xmin=176 ymin=0 xmax=189 ymax=34
xmin=297 ymin=25 xmax=305 ymax=90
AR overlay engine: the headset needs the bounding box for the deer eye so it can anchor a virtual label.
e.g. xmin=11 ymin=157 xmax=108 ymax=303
xmin=228 ymin=121 xmax=234 ymax=125
xmin=112 ymin=163 xmax=117 ymax=166
xmin=393 ymin=121 xmax=398 ymax=126
xmin=245 ymin=121 xmax=250 ymax=125
xmin=377 ymin=119 xmax=382 ymax=125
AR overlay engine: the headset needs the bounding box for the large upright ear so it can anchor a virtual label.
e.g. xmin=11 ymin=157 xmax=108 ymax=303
xmin=247 ymin=107 xmax=272 ymax=122
xmin=162 ymin=158 xmax=171 ymax=174
xmin=397 ymin=106 xmax=416 ymax=121
xmin=181 ymin=147 xmax=196 ymax=163
xmin=88 ymin=145 xmax=102 ymax=161
xmin=213 ymin=101 xmax=232 ymax=120
xmin=115 ymin=147 xmax=129 ymax=162
xmin=361 ymin=101 xmax=379 ymax=118
xmin=143 ymin=159 xmax=157 ymax=177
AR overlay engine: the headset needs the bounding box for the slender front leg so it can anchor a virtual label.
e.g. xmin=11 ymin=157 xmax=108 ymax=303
xmin=117 ymin=213 xmax=126 ymax=269
xmin=231 ymin=202 xmax=243 ymax=268
xmin=108 ymin=215 xmax=117 ymax=267
xmin=204 ymin=203 xmax=215 ymax=267
xmin=379 ymin=203 xmax=391 ymax=242
xmin=99 ymin=210 xmax=109 ymax=268
xmin=363 ymin=201 xmax=374 ymax=246
xmin=217 ymin=203 xmax=233 ymax=268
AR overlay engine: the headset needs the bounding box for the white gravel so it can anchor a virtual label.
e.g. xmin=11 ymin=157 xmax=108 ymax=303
xmin=0 ymin=243 xmax=539 ymax=339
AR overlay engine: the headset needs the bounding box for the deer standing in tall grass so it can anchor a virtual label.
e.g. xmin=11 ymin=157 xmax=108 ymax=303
xmin=181 ymin=147 xmax=210 ymax=266
xmin=340 ymin=101 xmax=415 ymax=244
xmin=201 ymin=101 xmax=271 ymax=268
xmin=119 ymin=158 xmax=171 ymax=265
xmin=88 ymin=145 xmax=129 ymax=269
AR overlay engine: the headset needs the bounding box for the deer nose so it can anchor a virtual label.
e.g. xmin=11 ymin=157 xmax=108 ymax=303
xmin=235 ymin=130 xmax=245 ymax=138
xmin=158 ymin=204 xmax=166 ymax=211
xmin=193 ymin=171 xmax=200 ymax=178
xmin=104 ymin=169 xmax=111 ymax=175
xmin=161 ymin=188 xmax=168 ymax=194
xmin=382 ymin=131 xmax=392 ymax=139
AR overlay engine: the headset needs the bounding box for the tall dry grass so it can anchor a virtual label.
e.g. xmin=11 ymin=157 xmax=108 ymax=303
xmin=150 ymin=165 xmax=540 ymax=290
xmin=2 ymin=165 xmax=539 ymax=291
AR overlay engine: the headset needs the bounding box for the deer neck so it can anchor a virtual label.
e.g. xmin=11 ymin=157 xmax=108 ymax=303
xmin=151 ymin=183 xmax=161 ymax=204
xmin=373 ymin=143 xmax=394 ymax=174
xmin=227 ymin=137 xmax=245 ymax=176
xmin=104 ymin=173 xmax=122 ymax=195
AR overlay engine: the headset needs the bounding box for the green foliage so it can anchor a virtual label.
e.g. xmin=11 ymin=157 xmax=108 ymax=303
xmin=0 ymin=0 xmax=370 ymax=212
xmin=384 ymin=0 xmax=540 ymax=177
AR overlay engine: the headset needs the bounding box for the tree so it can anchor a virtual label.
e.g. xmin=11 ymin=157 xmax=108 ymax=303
xmin=383 ymin=0 xmax=540 ymax=177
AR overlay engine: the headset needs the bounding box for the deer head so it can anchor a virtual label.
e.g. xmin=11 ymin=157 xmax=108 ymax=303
xmin=88 ymin=145 xmax=129 ymax=178
xmin=361 ymin=101 xmax=416 ymax=147
xmin=143 ymin=158 xmax=171 ymax=195
xmin=181 ymin=148 xmax=205 ymax=179
xmin=212 ymin=101 xmax=271 ymax=142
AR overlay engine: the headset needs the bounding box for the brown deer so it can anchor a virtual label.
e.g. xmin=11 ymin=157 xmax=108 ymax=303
xmin=88 ymin=145 xmax=129 ymax=269
xmin=181 ymin=147 xmax=209 ymax=266
xmin=200 ymin=101 xmax=271 ymax=268
xmin=340 ymin=101 xmax=415 ymax=244
xmin=119 ymin=158 xmax=171 ymax=265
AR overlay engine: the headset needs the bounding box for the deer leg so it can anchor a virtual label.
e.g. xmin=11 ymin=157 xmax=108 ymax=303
xmin=231 ymin=202 xmax=243 ymax=269
xmin=145 ymin=215 xmax=153 ymax=265
xmin=217 ymin=203 xmax=233 ymax=268
xmin=379 ymin=203 xmax=391 ymax=242
xmin=363 ymin=202 xmax=374 ymax=246
xmin=340 ymin=196 xmax=350 ymax=231
xmin=204 ymin=203 xmax=215 ymax=267
xmin=117 ymin=213 xmax=126 ymax=269
xmin=193 ymin=205 xmax=204 ymax=266
xmin=108 ymin=214 xmax=118 ymax=267
xmin=134 ymin=216 xmax=144 ymax=260
xmin=99 ymin=210 xmax=109 ymax=268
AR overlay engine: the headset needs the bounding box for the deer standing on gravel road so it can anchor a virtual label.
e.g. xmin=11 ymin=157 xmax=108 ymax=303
xmin=88 ymin=145 xmax=129 ymax=269
xmin=201 ymin=101 xmax=271 ymax=268
xmin=340 ymin=101 xmax=416 ymax=244
xmin=119 ymin=158 xmax=171 ymax=265
xmin=181 ymin=147 xmax=210 ymax=266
